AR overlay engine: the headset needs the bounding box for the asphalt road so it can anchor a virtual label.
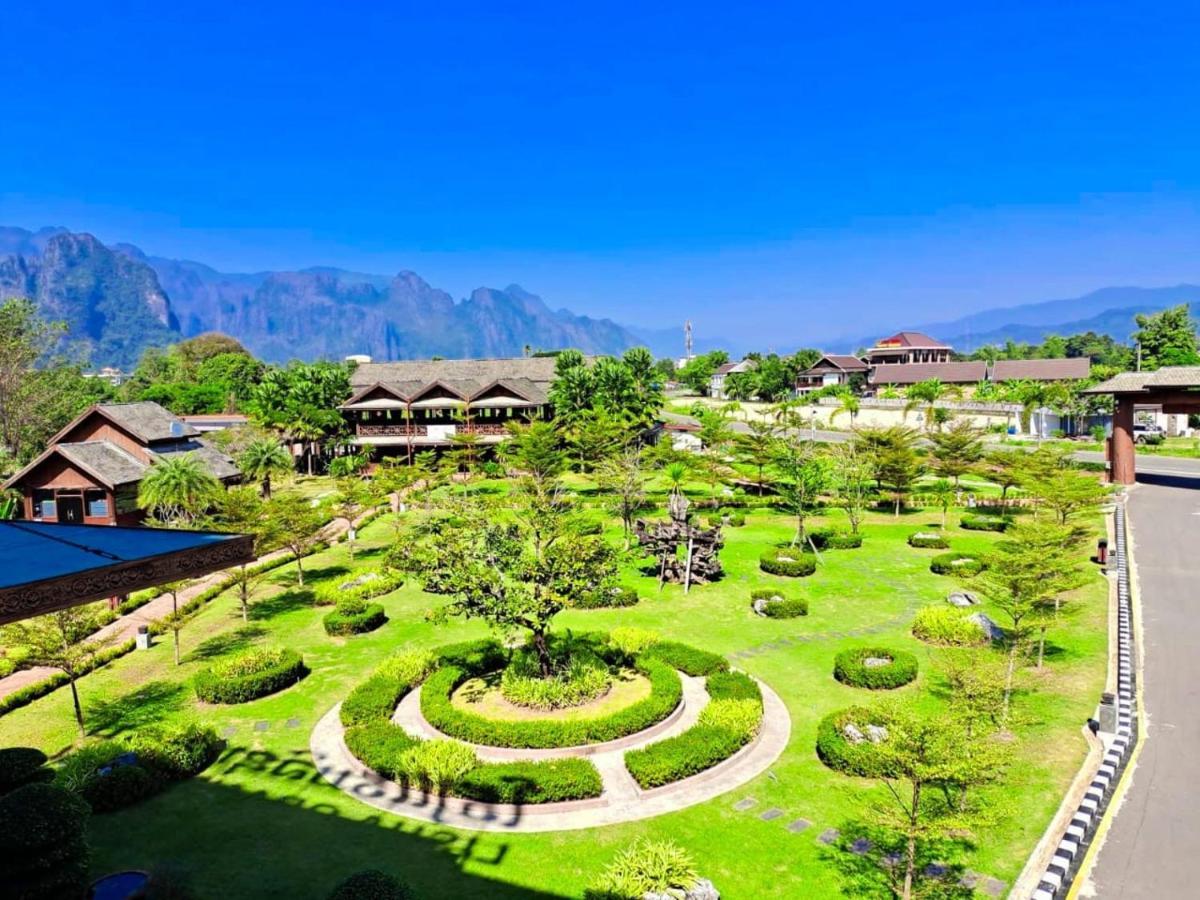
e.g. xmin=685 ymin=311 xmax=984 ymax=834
xmin=1086 ymin=472 xmax=1200 ymax=897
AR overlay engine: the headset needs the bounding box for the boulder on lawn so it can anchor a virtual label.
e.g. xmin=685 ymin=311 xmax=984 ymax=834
xmin=337 ymin=571 xmax=379 ymax=592
xmin=947 ymin=591 xmax=978 ymax=607
xmin=865 ymin=724 xmax=889 ymax=744
xmin=843 ymin=723 xmax=866 ymax=744
xmin=863 ymin=657 xmax=892 ymax=668
xmin=968 ymin=612 xmax=1005 ymax=642
xmin=646 ymin=878 xmax=720 ymax=900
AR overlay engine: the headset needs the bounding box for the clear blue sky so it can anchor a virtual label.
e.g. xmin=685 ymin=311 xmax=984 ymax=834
xmin=3 ymin=0 xmax=1200 ymax=345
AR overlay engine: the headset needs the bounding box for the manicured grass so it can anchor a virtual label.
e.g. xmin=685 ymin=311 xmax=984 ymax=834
xmin=0 ymin=501 xmax=1108 ymax=899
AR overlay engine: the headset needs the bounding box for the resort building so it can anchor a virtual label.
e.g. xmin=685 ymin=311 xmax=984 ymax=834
xmin=795 ymin=354 xmax=869 ymax=394
xmin=340 ymin=357 xmax=558 ymax=459
xmin=866 ymin=331 xmax=953 ymax=366
xmin=709 ymin=359 xmax=754 ymax=399
xmin=3 ymin=402 xmax=241 ymax=526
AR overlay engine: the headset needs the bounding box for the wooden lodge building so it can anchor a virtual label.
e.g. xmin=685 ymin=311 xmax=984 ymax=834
xmin=340 ymin=357 xmax=559 ymax=459
xmin=3 ymin=402 xmax=241 ymax=526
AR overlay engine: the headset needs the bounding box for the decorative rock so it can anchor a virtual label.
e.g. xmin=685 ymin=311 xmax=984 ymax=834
xmin=787 ymin=818 xmax=812 ymax=833
xmin=337 ymin=572 xmax=379 ymax=592
xmin=733 ymin=797 xmax=757 ymax=811
xmin=843 ymin=723 xmax=866 ymax=744
xmin=752 ymin=598 xmax=770 ymax=617
xmin=644 ymin=877 xmax=720 ymax=900
xmin=947 ymin=591 xmax=978 ymax=607
xmin=817 ymin=828 xmax=840 ymax=845
xmin=850 ymin=838 xmax=873 ymax=856
xmin=863 ymin=656 xmax=892 ymax=668
xmin=865 ymin=724 xmax=889 ymax=744
xmin=968 ymin=613 xmax=1005 ymax=642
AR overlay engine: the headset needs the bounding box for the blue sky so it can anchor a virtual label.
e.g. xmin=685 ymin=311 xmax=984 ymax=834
xmin=3 ymin=1 xmax=1200 ymax=345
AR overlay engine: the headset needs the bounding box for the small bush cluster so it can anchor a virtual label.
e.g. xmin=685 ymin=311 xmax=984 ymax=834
xmin=707 ymin=671 xmax=761 ymax=703
xmin=907 ymin=531 xmax=949 ymax=549
xmin=194 ymin=647 xmax=306 ymax=704
xmin=808 ymin=526 xmax=863 ymax=550
xmin=395 ymin=740 xmax=478 ymax=794
xmin=707 ymin=510 xmax=746 ymax=528
xmin=929 ymin=552 xmax=985 ymax=576
xmin=586 ymin=840 xmax=700 ymax=900
xmin=0 ymin=783 xmax=92 ymax=900
xmin=313 ymin=569 xmax=404 ymax=607
xmin=327 ymin=869 xmax=414 ymax=900
xmin=500 ymin=648 xmax=611 ymax=710
xmin=833 ymin=647 xmax=919 ymax=689
xmin=343 ymin=722 xmax=420 ymax=780
xmin=641 ymin=641 xmax=729 ymax=676
xmin=323 ymin=598 xmax=388 ymax=636
xmin=816 ymin=707 xmax=894 ymax=777
xmin=0 ymin=747 xmax=52 ymax=796
xmin=911 ymin=606 xmax=989 ymax=646
xmin=575 ymin=586 xmax=640 ymax=609
xmin=759 ymin=546 xmax=817 ymax=577
xmin=960 ymin=514 xmax=1011 ymax=532
xmin=750 ymin=588 xmax=808 ymax=618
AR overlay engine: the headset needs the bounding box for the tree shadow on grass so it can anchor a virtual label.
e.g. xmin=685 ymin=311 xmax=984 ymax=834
xmin=820 ymin=821 xmax=974 ymax=899
xmin=248 ymin=589 xmax=317 ymax=621
xmin=187 ymin=625 xmax=269 ymax=663
xmin=86 ymin=680 xmax=190 ymax=738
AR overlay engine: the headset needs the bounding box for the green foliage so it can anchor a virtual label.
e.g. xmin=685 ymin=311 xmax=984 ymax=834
xmin=339 ymin=649 xmax=437 ymax=729
xmin=750 ymin=589 xmax=808 ymax=618
xmin=907 ymin=531 xmax=949 ymax=549
xmin=816 ymin=706 xmax=896 ymax=777
xmin=911 ymin=607 xmax=988 ymax=646
xmin=193 ymin=647 xmax=306 ymax=704
xmin=624 ymin=722 xmax=756 ymax=789
xmin=927 ymin=420 xmax=985 ymax=484
xmin=124 ymin=722 xmax=224 ymax=781
xmin=587 ymin=840 xmax=700 ymax=900
xmin=833 ymin=647 xmax=919 ymax=690
xmin=929 ymin=552 xmax=985 ymax=576
xmin=675 ymin=350 xmax=730 ymax=395
xmin=342 ymin=722 xmax=420 ymax=780
xmin=499 ymin=647 xmax=611 ymax=710
xmin=640 ymin=640 xmax=729 ymax=676
xmin=697 ymin=698 xmax=763 ymax=737
xmin=457 ymin=758 xmax=604 ymax=804
xmin=1133 ymin=304 xmax=1200 ymax=369
xmin=237 ymin=437 xmax=293 ymax=496
xmin=807 ymin=526 xmax=864 ymax=550
xmin=395 ymin=740 xmax=478 ymax=794
xmin=706 ymin=671 xmax=762 ymax=702
xmin=323 ymin=600 xmax=387 ymax=636
xmin=312 ymin=569 xmax=405 ymax=607
xmin=608 ymin=627 xmax=661 ymax=658
xmin=0 ymin=782 xmax=91 ymax=900
xmin=326 ymin=869 xmax=414 ymax=900
xmin=0 ymin=747 xmax=52 ymax=796
xmin=759 ymin=545 xmax=817 ymax=577
xmin=960 ymin=514 xmax=1011 ymax=532
xmin=575 ymin=585 xmax=640 ymax=609
xmin=137 ymin=454 xmax=222 ymax=526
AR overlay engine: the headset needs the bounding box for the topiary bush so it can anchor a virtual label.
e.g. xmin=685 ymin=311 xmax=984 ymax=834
xmin=323 ymin=598 xmax=388 ymax=636
xmin=608 ymin=627 xmax=660 ymax=659
xmin=750 ymin=588 xmax=808 ymax=618
xmin=576 ymin=586 xmax=640 ymax=609
xmin=759 ymin=546 xmax=817 ymax=577
xmin=808 ymin=526 xmax=863 ymax=550
xmin=341 ymin=650 xmax=437 ymax=728
xmin=457 ymin=758 xmax=604 ymax=804
xmin=327 ymin=869 xmax=414 ymax=900
xmin=0 ymin=747 xmax=52 ymax=797
xmin=124 ymin=722 xmax=224 ymax=781
xmin=833 ymin=647 xmax=919 ymax=689
xmin=312 ymin=569 xmax=404 ymax=607
xmin=929 ymin=552 xmax=985 ymax=576
xmin=907 ymin=531 xmax=949 ymax=549
xmin=0 ymin=783 xmax=91 ymax=900
xmin=816 ymin=706 xmax=895 ymax=777
xmin=706 ymin=671 xmax=762 ymax=703
xmin=960 ymin=514 xmax=1011 ymax=532
xmin=194 ymin=647 xmax=306 ymax=704
xmin=911 ymin=606 xmax=989 ymax=646
xmin=586 ymin=839 xmax=700 ymax=900
xmin=640 ymin=641 xmax=729 ymax=676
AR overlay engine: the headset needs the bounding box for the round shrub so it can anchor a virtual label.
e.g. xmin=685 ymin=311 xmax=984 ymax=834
xmin=750 ymin=589 xmax=808 ymax=618
xmin=759 ymin=546 xmax=817 ymax=577
xmin=588 ymin=839 xmax=700 ymax=900
xmin=125 ymin=722 xmax=224 ymax=780
xmin=194 ymin=647 xmax=306 ymax=704
xmin=833 ymin=647 xmax=919 ymax=690
xmin=499 ymin=647 xmax=611 ymax=710
xmin=395 ymin=740 xmax=478 ymax=795
xmin=313 ymin=569 xmax=404 ymax=607
xmin=929 ymin=552 xmax=985 ymax=576
xmin=0 ymin=747 xmax=52 ymax=796
xmin=327 ymin=869 xmax=414 ymax=900
xmin=911 ymin=606 xmax=989 ymax=646
xmin=960 ymin=514 xmax=1011 ymax=532
xmin=576 ymin=586 xmax=640 ymax=609
xmin=808 ymin=527 xmax=863 ymax=550
xmin=323 ymin=599 xmax=388 ymax=636
xmin=908 ymin=531 xmax=949 ymax=549
xmin=0 ymin=783 xmax=91 ymax=900
xmin=816 ymin=707 xmax=895 ymax=777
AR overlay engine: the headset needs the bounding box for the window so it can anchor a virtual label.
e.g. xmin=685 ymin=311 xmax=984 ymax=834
xmin=85 ymin=490 xmax=109 ymax=518
xmin=33 ymin=489 xmax=55 ymax=520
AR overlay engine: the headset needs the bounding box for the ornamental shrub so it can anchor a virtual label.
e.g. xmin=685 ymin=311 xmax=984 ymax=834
xmin=327 ymin=869 xmax=414 ymax=900
xmin=696 ymin=698 xmax=762 ymax=739
xmin=708 ymin=511 xmax=746 ymax=528
xmin=323 ymin=599 xmax=388 ymax=636
xmin=576 ymin=586 xmax=640 ymax=609
xmin=376 ymin=649 xmax=438 ymax=686
xmin=808 ymin=526 xmax=864 ymax=550
xmin=433 ymin=638 xmax=508 ymax=672
xmin=313 ymin=569 xmax=405 ymax=607
xmin=750 ymin=588 xmax=808 ymax=618
xmin=75 ymin=763 xmax=163 ymax=814
xmin=0 ymin=783 xmax=91 ymax=900
xmin=457 ymin=758 xmax=604 ymax=804
xmin=759 ymin=546 xmax=817 ymax=577
xmin=395 ymin=740 xmax=478 ymax=794
xmin=907 ymin=531 xmax=949 ymax=549
xmin=641 ymin=641 xmax=728 ymax=676
xmin=587 ymin=840 xmax=700 ymax=900
xmin=340 ymin=650 xmax=437 ymax=728
xmin=706 ymin=671 xmax=761 ymax=703
xmin=815 ymin=707 xmax=895 ymax=777
xmin=833 ymin=647 xmax=919 ymax=690
xmin=624 ymin=724 xmax=753 ymax=789
xmin=125 ymin=722 xmax=224 ymax=780
xmin=911 ymin=606 xmax=989 ymax=646
xmin=500 ymin=648 xmax=611 ymax=710
xmin=929 ymin=552 xmax=985 ymax=576
xmin=0 ymin=747 xmax=52 ymax=796
xmin=608 ymin=627 xmax=660 ymax=659
xmin=343 ymin=723 xmax=420 ymax=780
xmin=960 ymin=514 xmax=1011 ymax=532
xmin=194 ymin=647 xmax=306 ymax=704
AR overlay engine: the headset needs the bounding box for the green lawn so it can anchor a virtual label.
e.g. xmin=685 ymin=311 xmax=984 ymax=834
xmin=0 ymin=500 xmax=1108 ymax=899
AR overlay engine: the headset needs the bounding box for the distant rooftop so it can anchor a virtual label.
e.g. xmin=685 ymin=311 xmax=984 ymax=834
xmin=1084 ymin=365 xmax=1200 ymax=394
xmin=869 ymin=360 xmax=987 ymax=385
xmin=350 ymin=357 xmax=561 ymax=389
xmin=871 ymin=331 xmax=949 ymax=349
xmin=991 ymin=358 xmax=1091 ymax=382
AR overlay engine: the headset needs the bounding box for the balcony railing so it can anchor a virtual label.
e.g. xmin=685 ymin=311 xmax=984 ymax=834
xmin=355 ymin=423 xmax=510 ymax=438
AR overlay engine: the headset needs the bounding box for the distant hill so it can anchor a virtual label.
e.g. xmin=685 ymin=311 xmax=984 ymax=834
xmin=0 ymin=226 xmax=643 ymax=366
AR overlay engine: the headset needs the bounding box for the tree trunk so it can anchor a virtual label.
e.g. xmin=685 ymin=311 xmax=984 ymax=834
xmin=296 ymin=553 xmax=305 ymax=586
xmin=307 ymin=445 xmax=315 ymax=476
xmin=1037 ymin=625 xmax=1047 ymax=669
xmin=69 ymin=674 xmax=85 ymax=738
xmin=240 ymin=566 xmax=249 ymax=621
xmin=903 ymin=782 xmax=921 ymax=900
xmin=262 ymin=474 xmax=272 ymax=499
xmin=532 ymin=629 xmax=553 ymax=678
xmin=1002 ymin=639 xmax=1019 ymax=724
xmin=173 ymin=592 xmax=180 ymax=666
xmin=894 ymin=493 xmax=901 ymax=517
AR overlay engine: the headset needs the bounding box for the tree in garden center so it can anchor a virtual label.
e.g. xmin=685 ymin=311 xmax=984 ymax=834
xmin=137 ymin=455 xmax=222 ymax=526
xmin=412 ymin=449 xmax=438 ymax=510
xmin=696 ymin=408 xmax=734 ymax=494
xmin=372 ymin=459 xmax=418 ymax=539
xmin=927 ymin=420 xmax=984 ymax=487
xmin=331 ymin=475 xmax=379 ymax=561
xmin=735 ymin=419 xmax=777 ymax=495
xmin=597 ymin=447 xmax=647 ymax=549
xmin=829 ymin=439 xmax=872 ymax=534
xmin=938 ymin=649 xmax=1010 ymax=739
xmin=237 ymin=437 xmax=293 ymax=498
xmin=447 ymin=428 xmax=482 ymax=478
xmin=927 ymin=478 xmax=955 ymax=528
xmin=264 ymin=494 xmax=325 ymax=586
xmin=564 ymin=406 xmax=627 ymax=471
xmin=1132 ymin=303 xmax=1200 ymax=369
xmin=326 ymin=452 xmax=369 ymax=478
xmin=863 ymin=427 xmax=922 ymax=517
xmin=771 ymin=439 xmax=830 ymax=545
xmin=1 ymin=607 xmax=113 ymax=737
xmin=619 ymin=346 xmax=664 ymax=428
xmin=213 ymin=487 xmax=280 ymax=621
xmin=391 ymin=490 xmax=617 ymax=677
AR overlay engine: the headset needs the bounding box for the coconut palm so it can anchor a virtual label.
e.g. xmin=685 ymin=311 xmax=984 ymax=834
xmin=828 ymin=391 xmax=861 ymax=426
xmin=902 ymin=378 xmax=961 ymax=431
xmin=238 ymin=437 xmax=293 ymax=498
xmin=138 ymin=455 xmax=222 ymax=526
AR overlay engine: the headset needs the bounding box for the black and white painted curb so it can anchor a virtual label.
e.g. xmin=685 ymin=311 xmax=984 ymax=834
xmin=1032 ymin=503 xmax=1137 ymax=899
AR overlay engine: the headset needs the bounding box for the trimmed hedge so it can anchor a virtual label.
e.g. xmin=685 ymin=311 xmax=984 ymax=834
xmin=929 ymin=552 xmax=985 ymax=576
xmin=907 ymin=531 xmax=949 ymax=549
xmin=343 ymin=722 xmax=420 ymax=780
xmin=576 ymin=586 xmax=640 ymax=609
xmin=0 ymin=748 xmax=52 ymax=796
xmin=833 ymin=647 xmax=919 ymax=690
xmin=707 ymin=671 xmax=762 ymax=703
xmin=808 ymin=527 xmax=863 ymax=550
xmin=750 ymin=589 xmax=808 ymax=619
xmin=340 ymin=650 xmax=438 ymax=728
xmin=641 ymin=641 xmax=729 ymax=676
xmin=960 ymin=514 xmax=1011 ymax=532
xmin=625 ymin=724 xmax=752 ymax=789
xmin=422 ymin=656 xmax=682 ymax=748
xmin=124 ymin=722 xmax=224 ymax=781
xmin=458 ymin=758 xmax=604 ymax=804
xmin=327 ymin=869 xmax=414 ymax=900
xmin=313 ymin=569 xmax=404 ymax=607
xmin=0 ymin=783 xmax=91 ymax=900
xmin=194 ymin=648 xmax=306 ymax=704
xmin=759 ymin=546 xmax=817 ymax=577
xmin=816 ymin=707 xmax=894 ymax=777
xmin=911 ymin=606 xmax=989 ymax=647
xmin=323 ymin=600 xmax=387 ymax=636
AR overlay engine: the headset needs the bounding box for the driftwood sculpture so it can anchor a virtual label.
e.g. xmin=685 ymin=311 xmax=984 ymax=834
xmin=634 ymin=492 xmax=724 ymax=593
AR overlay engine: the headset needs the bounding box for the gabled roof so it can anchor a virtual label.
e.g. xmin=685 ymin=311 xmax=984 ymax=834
xmin=713 ymin=360 xmax=753 ymax=376
xmin=804 ymin=354 xmax=869 ymax=374
xmin=150 ymin=440 xmax=241 ymax=482
xmin=869 ymin=361 xmax=987 ymax=386
xmin=52 ymin=402 xmax=200 ymax=445
xmin=4 ymin=441 xmax=149 ymax=490
xmin=349 ymin=357 xmax=562 ymax=389
xmin=991 ymin=358 xmax=1091 ymax=382
xmin=871 ymin=331 xmax=949 ymax=349
xmin=1084 ymin=365 xmax=1200 ymax=395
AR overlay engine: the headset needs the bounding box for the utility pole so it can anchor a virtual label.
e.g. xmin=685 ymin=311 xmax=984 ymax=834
xmin=684 ymin=320 xmax=693 ymax=359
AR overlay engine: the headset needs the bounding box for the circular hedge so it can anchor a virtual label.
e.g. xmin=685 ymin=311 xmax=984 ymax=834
xmin=760 ymin=546 xmax=817 ymax=577
xmin=907 ymin=531 xmax=949 ymax=549
xmin=0 ymin=783 xmax=91 ymax=900
xmin=194 ymin=648 xmax=307 ymax=704
xmin=808 ymin=527 xmax=863 ymax=550
xmin=816 ymin=707 xmax=895 ymax=777
xmin=929 ymin=552 xmax=985 ymax=576
xmin=323 ymin=600 xmax=388 ymax=636
xmin=750 ymin=589 xmax=808 ymax=618
xmin=833 ymin=647 xmax=918 ymax=690
xmin=575 ymin=586 xmax=640 ymax=609
xmin=960 ymin=514 xmax=1011 ymax=532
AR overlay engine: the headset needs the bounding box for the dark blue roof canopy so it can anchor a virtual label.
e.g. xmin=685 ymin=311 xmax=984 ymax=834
xmin=0 ymin=521 xmax=254 ymax=625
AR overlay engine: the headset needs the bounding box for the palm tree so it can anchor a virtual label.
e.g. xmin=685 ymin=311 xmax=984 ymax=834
xmin=902 ymin=378 xmax=961 ymax=431
xmin=828 ymin=391 xmax=860 ymax=427
xmin=664 ymin=461 xmax=689 ymax=496
xmin=238 ymin=438 xmax=293 ymax=498
xmin=927 ymin=478 xmax=955 ymax=527
xmin=138 ymin=455 xmax=222 ymax=526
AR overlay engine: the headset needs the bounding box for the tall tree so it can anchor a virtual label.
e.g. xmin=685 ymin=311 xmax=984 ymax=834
xmin=264 ymin=494 xmax=325 ymax=586
xmin=927 ymin=420 xmax=984 ymax=486
xmin=736 ymin=419 xmax=777 ymax=495
xmin=137 ymin=455 xmax=222 ymax=526
xmin=829 ymin=439 xmax=872 ymax=534
xmin=503 ymin=419 xmax=566 ymax=492
xmin=1133 ymin=304 xmax=1200 ymax=369
xmin=772 ymin=439 xmax=830 ymax=545
xmin=902 ymin=379 xmax=960 ymax=431
xmin=926 ymin=478 xmax=955 ymax=528
xmin=331 ymin=476 xmax=378 ymax=561
xmin=213 ymin=486 xmax=279 ymax=621
xmin=0 ymin=298 xmax=67 ymax=462
xmin=237 ymin=437 xmax=293 ymax=498
xmin=981 ymin=449 xmax=1024 ymax=502
xmin=597 ymin=448 xmax=647 ymax=549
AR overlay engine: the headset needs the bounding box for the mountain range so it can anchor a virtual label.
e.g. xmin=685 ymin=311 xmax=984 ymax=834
xmin=0 ymin=226 xmax=641 ymax=367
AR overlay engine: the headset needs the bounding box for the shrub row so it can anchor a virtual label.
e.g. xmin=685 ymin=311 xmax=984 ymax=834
xmin=575 ymin=586 xmax=640 ymax=609
xmin=323 ymin=600 xmax=388 ymax=636
xmin=457 ymin=758 xmax=604 ymax=804
xmin=313 ymin=569 xmax=405 ymax=607
xmin=641 ymin=641 xmax=729 ymax=676
xmin=960 ymin=514 xmax=1011 ymax=532
xmin=340 ymin=649 xmax=437 ymax=728
xmin=911 ymin=606 xmax=989 ymax=646
xmin=759 ymin=546 xmax=817 ymax=577
xmin=750 ymin=589 xmax=808 ymax=619
xmin=907 ymin=531 xmax=949 ymax=549
xmin=929 ymin=552 xmax=985 ymax=576
xmin=194 ymin=648 xmax=307 ymax=704
xmin=706 ymin=671 xmax=762 ymax=703
xmin=816 ymin=707 xmax=894 ymax=777
xmin=0 ymin=783 xmax=91 ymax=900
xmin=833 ymin=647 xmax=919 ymax=690
xmin=808 ymin=527 xmax=863 ymax=550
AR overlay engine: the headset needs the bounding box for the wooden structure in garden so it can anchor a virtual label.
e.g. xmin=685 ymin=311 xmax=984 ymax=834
xmin=634 ymin=492 xmax=724 ymax=592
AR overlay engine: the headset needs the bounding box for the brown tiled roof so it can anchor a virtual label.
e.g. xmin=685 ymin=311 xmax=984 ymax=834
xmin=805 ymin=354 xmax=868 ymax=374
xmin=1084 ymin=365 xmax=1200 ymax=394
xmin=991 ymin=358 xmax=1091 ymax=382
xmin=869 ymin=361 xmax=987 ymax=386
xmin=872 ymin=331 xmax=949 ymax=349
xmin=57 ymin=442 xmax=148 ymax=487
xmin=96 ymin=402 xmax=201 ymax=443
xmin=151 ymin=440 xmax=241 ymax=482
xmin=350 ymin=357 xmax=560 ymax=389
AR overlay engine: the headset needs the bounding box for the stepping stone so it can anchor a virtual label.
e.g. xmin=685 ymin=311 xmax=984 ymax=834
xmin=733 ymin=798 xmax=757 ymax=811
xmin=285 ymin=717 xmax=302 ymax=729
xmin=253 ymin=721 xmax=270 ymax=732
xmin=759 ymin=807 xmax=784 ymax=821
xmin=850 ymin=838 xmax=872 ymax=856
xmin=817 ymin=828 xmax=840 ymax=845
xmin=980 ymin=877 xmax=1006 ymax=897
xmin=220 ymin=726 xmax=237 ymax=738
xmin=959 ymin=871 xmax=980 ymax=889
xmin=787 ymin=818 xmax=812 ymax=833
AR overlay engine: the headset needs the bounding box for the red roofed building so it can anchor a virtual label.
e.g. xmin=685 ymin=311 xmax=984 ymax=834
xmin=867 ymin=331 xmax=952 ymax=366
xmin=795 ymin=354 xmax=869 ymax=394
